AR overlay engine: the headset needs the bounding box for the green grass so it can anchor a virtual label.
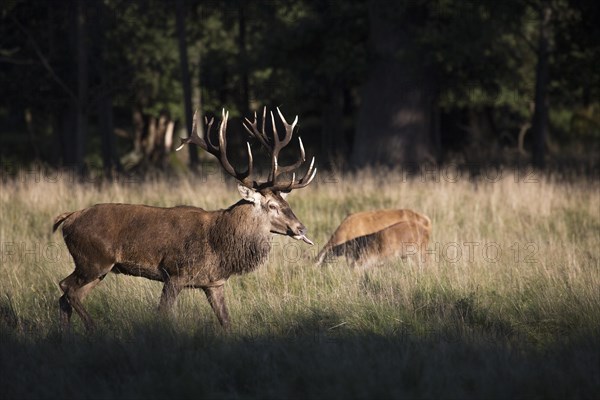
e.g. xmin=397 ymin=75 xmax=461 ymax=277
xmin=1 ymin=167 xmax=599 ymax=399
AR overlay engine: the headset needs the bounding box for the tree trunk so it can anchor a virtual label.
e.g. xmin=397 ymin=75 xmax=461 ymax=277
xmin=237 ymin=1 xmax=249 ymax=115
xmin=74 ymin=0 xmax=88 ymax=172
xmin=176 ymin=0 xmax=198 ymax=167
xmin=98 ymin=94 xmax=119 ymax=175
xmin=96 ymin=0 xmax=120 ymax=175
xmin=352 ymin=0 xmax=435 ymax=167
xmin=531 ymin=5 xmax=551 ymax=169
xmin=60 ymin=0 xmax=87 ymax=171
xmin=321 ymin=84 xmax=346 ymax=160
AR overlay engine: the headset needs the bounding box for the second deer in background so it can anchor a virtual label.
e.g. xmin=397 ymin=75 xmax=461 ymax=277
xmin=315 ymin=209 xmax=431 ymax=268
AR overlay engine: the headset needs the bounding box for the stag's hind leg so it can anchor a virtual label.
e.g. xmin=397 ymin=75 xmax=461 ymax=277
xmin=59 ymin=265 xmax=111 ymax=332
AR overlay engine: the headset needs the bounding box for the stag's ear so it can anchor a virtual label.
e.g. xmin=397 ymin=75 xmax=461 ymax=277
xmin=237 ymin=184 xmax=263 ymax=204
xmin=279 ymin=190 xmax=291 ymax=200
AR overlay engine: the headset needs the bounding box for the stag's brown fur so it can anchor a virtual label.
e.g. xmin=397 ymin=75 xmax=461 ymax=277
xmin=316 ymin=209 xmax=431 ymax=267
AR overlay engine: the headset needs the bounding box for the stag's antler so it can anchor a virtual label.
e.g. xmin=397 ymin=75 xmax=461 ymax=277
xmin=243 ymin=107 xmax=316 ymax=191
xmin=178 ymin=107 xmax=316 ymax=192
xmin=177 ymin=109 xmax=255 ymax=188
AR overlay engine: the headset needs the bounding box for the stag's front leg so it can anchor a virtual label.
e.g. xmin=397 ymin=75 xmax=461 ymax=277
xmin=158 ymin=279 xmax=183 ymax=314
xmin=202 ymin=285 xmax=230 ymax=330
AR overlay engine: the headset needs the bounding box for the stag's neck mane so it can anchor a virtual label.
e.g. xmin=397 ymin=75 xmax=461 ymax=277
xmin=209 ymin=200 xmax=272 ymax=276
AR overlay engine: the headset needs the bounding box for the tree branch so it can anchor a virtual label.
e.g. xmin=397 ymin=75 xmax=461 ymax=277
xmin=0 ymin=56 xmax=35 ymax=65
xmin=11 ymin=15 xmax=77 ymax=101
xmin=516 ymin=30 xmax=537 ymax=53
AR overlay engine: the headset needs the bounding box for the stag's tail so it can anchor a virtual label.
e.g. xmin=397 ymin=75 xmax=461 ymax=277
xmin=52 ymin=211 xmax=75 ymax=233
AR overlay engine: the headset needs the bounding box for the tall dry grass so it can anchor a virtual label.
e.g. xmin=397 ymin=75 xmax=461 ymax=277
xmin=1 ymin=165 xmax=599 ymax=398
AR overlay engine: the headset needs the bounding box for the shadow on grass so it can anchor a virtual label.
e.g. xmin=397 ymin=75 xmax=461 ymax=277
xmin=1 ymin=306 xmax=598 ymax=400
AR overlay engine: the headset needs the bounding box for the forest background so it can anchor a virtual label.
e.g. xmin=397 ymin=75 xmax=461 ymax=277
xmin=1 ymin=0 xmax=598 ymax=176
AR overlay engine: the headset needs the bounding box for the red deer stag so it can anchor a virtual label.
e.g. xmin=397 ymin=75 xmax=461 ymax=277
xmin=315 ymin=209 xmax=431 ymax=268
xmin=53 ymin=107 xmax=316 ymax=332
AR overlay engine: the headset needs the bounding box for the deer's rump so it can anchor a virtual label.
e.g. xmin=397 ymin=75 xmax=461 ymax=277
xmin=326 ymin=209 xmax=431 ymax=245
xmin=330 ymin=220 xmax=429 ymax=260
xmin=316 ymin=209 xmax=431 ymax=267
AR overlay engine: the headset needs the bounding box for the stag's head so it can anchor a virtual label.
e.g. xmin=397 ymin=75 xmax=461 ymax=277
xmin=177 ymin=107 xmax=317 ymax=245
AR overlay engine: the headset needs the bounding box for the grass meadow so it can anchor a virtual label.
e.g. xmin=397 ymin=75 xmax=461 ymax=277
xmin=1 ymin=165 xmax=599 ymax=399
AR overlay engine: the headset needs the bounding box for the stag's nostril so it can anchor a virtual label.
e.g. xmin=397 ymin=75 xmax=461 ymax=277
xmin=288 ymin=224 xmax=307 ymax=236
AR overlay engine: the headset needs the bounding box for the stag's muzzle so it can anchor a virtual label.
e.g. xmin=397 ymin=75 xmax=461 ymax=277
xmin=292 ymin=226 xmax=314 ymax=245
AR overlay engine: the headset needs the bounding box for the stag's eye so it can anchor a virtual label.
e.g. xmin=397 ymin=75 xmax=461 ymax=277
xmin=268 ymin=203 xmax=279 ymax=212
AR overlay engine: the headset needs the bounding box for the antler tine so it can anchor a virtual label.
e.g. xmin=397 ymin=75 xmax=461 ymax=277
xmin=215 ymin=109 xmax=253 ymax=185
xmin=273 ymin=107 xmax=305 ymax=175
xmin=245 ymin=141 xmax=254 ymax=179
xmin=268 ymin=108 xmax=296 ymax=159
xmin=261 ymin=106 xmax=267 ymax=143
xmin=276 ymin=107 xmax=297 ymax=148
xmin=243 ymin=111 xmax=270 ymax=150
xmin=176 ymin=109 xmax=207 ymax=151
xmin=204 ymin=116 xmax=219 ymax=151
xmin=268 ymin=156 xmax=317 ymax=191
xmin=293 ymin=156 xmax=317 ymax=189
xmin=277 ymin=137 xmax=306 ymax=174
xmin=215 ymin=109 xmax=236 ymax=177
